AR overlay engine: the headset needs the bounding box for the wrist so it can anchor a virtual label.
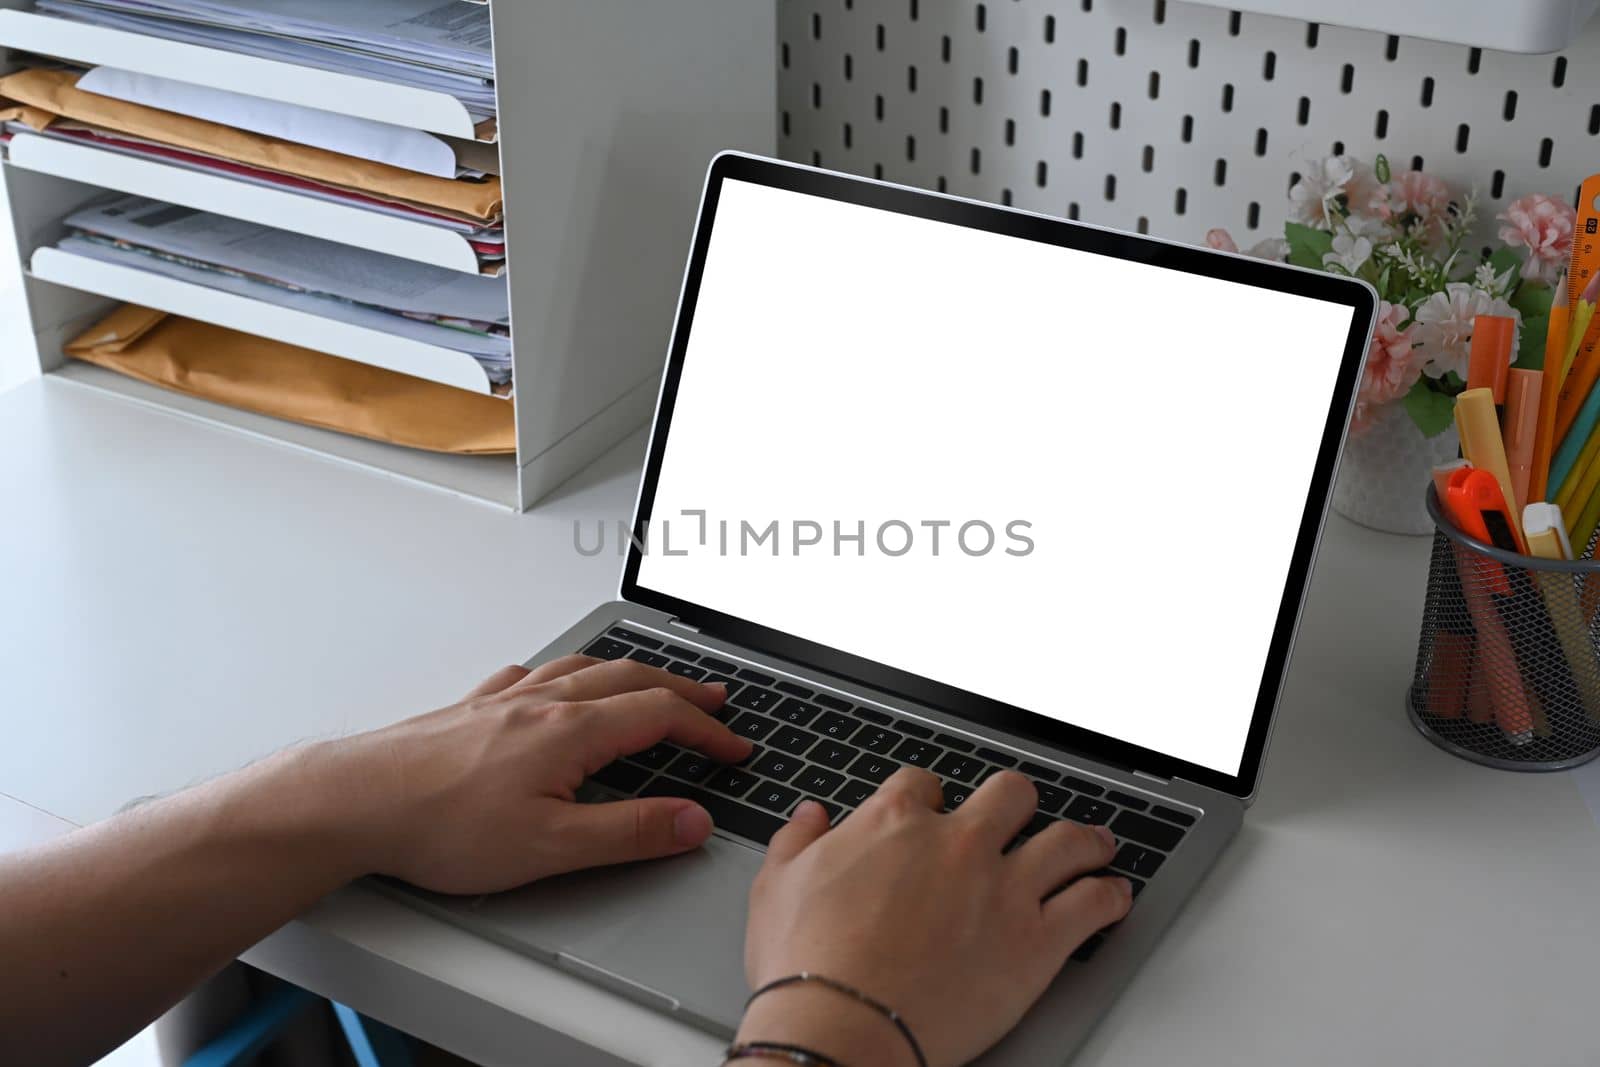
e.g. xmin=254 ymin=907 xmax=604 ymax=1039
xmin=733 ymin=983 xmax=917 ymax=1067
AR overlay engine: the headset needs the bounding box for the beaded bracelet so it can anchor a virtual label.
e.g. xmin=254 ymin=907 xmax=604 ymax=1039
xmin=724 ymin=1039 xmax=847 ymax=1066
xmin=744 ymin=972 xmax=928 ymax=1067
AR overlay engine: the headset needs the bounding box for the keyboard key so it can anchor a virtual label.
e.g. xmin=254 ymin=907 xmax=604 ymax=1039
xmin=1070 ymin=933 xmax=1105 ymax=963
xmin=1106 ymin=790 xmax=1148 ymax=811
xmin=628 ymin=649 xmax=670 ymax=668
xmin=700 ymin=655 xmax=738 ymax=674
xmin=1019 ymin=761 xmax=1059 ymax=781
xmin=752 ymin=751 xmax=805 ymax=782
xmin=729 ymin=713 xmax=777 ymax=741
xmin=812 ymin=711 xmax=859 ymax=741
xmin=1065 ymin=796 xmax=1117 ymax=825
xmin=853 ymin=706 xmax=892 ymax=725
xmin=835 ymin=779 xmax=876 ymax=807
xmin=591 ymin=761 xmax=650 ymax=793
xmin=640 ymin=778 xmax=784 ymax=845
xmin=892 ymin=739 xmax=941 ymax=767
xmin=1021 ymin=811 xmax=1057 ymax=837
xmin=1111 ymin=842 xmax=1166 ymax=878
xmin=813 ymin=693 xmax=852 ymax=711
xmin=794 ymin=766 xmax=846 ymax=797
xmin=975 ymin=764 xmax=1004 ymax=786
xmin=609 ymin=627 xmax=662 ymax=649
xmin=706 ymin=767 xmax=759 ymax=798
xmin=748 ymin=782 xmax=801 ymax=814
xmin=703 ymin=673 xmax=743 ymax=696
xmin=770 ymin=725 xmax=819 ymax=756
xmin=1150 ymin=805 xmax=1197 ymax=827
xmin=737 ymin=667 xmax=777 ymax=685
xmin=895 ymin=720 xmax=934 ymax=738
xmin=662 ymin=644 xmax=699 ymax=661
xmin=848 ymin=753 xmax=901 ymax=783
xmin=583 ymin=638 xmax=632 ymax=660
xmin=776 ymin=681 xmax=815 ymax=698
xmin=977 ymin=747 xmax=1019 ymax=767
xmin=815 ymin=800 xmax=843 ymax=822
xmin=667 ymin=751 xmax=717 ymax=783
xmin=942 ymin=781 xmax=973 ymax=810
xmin=854 ymin=727 xmax=903 ymax=754
xmin=628 ymin=743 xmax=678 ymax=769
xmin=1061 ymin=775 xmax=1106 ymax=797
xmin=1111 ymin=810 xmax=1184 ymax=852
xmin=1033 ymin=783 xmax=1070 ymax=814
xmin=808 ymin=740 xmax=860 ymax=770
xmin=932 ymin=752 xmax=983 ymax=782
xmin=773 ymin=699 xmax=821 ymax=726
xmin=732 ymin=686 xmax=782 ymax=713
xmin=934 ymin=732 xmax=974 ymax=752
xmin=666 ymin=661 xmax=707 ymax=681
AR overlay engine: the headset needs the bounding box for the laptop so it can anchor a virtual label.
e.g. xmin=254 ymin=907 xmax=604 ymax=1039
xmin=387 ymin=153 xmax=1376 ymax=1064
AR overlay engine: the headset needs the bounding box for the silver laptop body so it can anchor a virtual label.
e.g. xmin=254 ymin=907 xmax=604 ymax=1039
xmin=384 ymin=153 xmax=1377 ymax=1066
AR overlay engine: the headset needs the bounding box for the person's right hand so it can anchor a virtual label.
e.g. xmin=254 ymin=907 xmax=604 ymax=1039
xmin=738 ymin=767 xmax=1133 ymax=1067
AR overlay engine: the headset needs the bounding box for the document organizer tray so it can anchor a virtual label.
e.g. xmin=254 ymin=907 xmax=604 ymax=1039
xmin=1408 ymin=488 xmax=1600 ymax=771
xmin=1 ymin=0 xmax=775 ymax=507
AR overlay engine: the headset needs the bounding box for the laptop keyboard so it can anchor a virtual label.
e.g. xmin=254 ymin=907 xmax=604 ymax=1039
xmin=581 ymin=626 xmax=1197 ymax=961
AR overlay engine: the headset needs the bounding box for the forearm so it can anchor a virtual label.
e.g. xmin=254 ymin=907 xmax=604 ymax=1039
xmin=0 ymin=743 xmax=375 ymax=1066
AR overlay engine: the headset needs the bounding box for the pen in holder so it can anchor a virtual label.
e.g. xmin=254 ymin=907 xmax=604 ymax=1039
xmin=1409 ymin=487 xmax=1600 ymax=770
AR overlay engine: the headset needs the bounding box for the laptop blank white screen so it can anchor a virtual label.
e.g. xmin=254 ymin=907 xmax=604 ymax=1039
xmin=635 ymin=178 xmax=1355 ymax=776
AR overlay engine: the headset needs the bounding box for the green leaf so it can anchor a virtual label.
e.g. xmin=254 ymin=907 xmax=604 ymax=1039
xmin=1487 ymin=246 xmax=1524 ymax=288
xmin=1511 ymin=280 xmax=1554 ymax=321
xmin=1510 ymin=283 xmax=1555 ymax=369
xmin=1403 ymin=378 xmax=1458 ymax=437
xmin=1285 ymin=222 xmax=1335 ymax=271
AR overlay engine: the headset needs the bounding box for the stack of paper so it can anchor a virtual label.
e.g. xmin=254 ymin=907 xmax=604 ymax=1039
xmin=0 ymin=67 xmax=506 ymax=273
xmin=34 ymin=0 xmax=497 ymax=126
xmin=60 ymin=194 xmax=512 ymax=384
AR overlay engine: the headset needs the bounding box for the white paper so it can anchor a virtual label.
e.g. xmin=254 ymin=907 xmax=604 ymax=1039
xmin=57 ymin=234 xmax=511 ymax=380
xmin=67 ymin=195 xmax=509 ymax=324
xmin=78 ymin=67 xmax=460 ymax=178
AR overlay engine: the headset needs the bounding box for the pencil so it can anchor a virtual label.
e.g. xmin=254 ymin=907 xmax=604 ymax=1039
xmin=1554 ymin=273 xmax=1600 ymax=446
xmin=1530 ymin=277 xmax=1570 ymax=502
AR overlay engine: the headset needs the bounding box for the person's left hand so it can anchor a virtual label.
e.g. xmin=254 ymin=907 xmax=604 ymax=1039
xmin=311 ymin=656 xmax=750 ymax=894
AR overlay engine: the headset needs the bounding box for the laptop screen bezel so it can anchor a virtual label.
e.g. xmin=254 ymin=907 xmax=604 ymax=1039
xmin=621 ymin=152 xmax=1375 ymax=801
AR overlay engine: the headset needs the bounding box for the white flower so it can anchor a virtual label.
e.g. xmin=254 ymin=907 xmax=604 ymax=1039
xmin=1412 ymin=283 xmax=1520 ymax=380
xmin=1323 ymin=231 xmax=1373 ymax=275
xmin=1472 ymin=262 xmax=1516 ymax=297
xmin=1289 ymin=156 xmax=1356 ymax=227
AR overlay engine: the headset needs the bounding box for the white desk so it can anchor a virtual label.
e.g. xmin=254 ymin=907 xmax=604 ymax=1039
xmin=4 ymin=375 xmax=1600 ymax=1067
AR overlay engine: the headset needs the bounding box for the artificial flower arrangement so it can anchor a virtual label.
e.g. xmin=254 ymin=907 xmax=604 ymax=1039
xmin=1207 ymin=154 xmax=1574 ymax=437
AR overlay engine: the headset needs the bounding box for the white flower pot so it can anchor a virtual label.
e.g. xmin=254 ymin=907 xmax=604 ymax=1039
xmin=1332 ymin=401 xmax=1461 ymax=535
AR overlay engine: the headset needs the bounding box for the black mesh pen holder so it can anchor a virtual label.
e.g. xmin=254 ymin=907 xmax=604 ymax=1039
xmin=1409 ymin=487 xmax=1600 ymax=771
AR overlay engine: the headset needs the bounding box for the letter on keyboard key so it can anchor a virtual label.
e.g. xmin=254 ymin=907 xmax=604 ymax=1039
xmin=848 ymin=753 xmax=900 ymax=783
xmin=835 ymin=779 xmax=876 ymax=807
xmin=666 ymin=752 xmax=716 ymax=783
xmin=794 ymin=766 xmax=846 ymax=797
xmin=749 ymin=783 xmax=801 ymax=814
xmin=808 ymin=740 xmax=860 ymax=770
xmin=942 ymin=781 xmax=972 ymax=810
xmin=641 ymin=778 xmax=785 ymax=845
xmin=706 ymin=767 xmax=759 ymax=798
xmin=628 ymin=743 xmax=678 ymax=769
xmin=751 ymin=751 xmax=804 ymax=782
xmin=854 ymin=727 xmax=903 ymax=754
xmin=1111 ymin=810 xmax=1184 ymax=852
xmin=769 ymin=725 xmax=819 ymax=756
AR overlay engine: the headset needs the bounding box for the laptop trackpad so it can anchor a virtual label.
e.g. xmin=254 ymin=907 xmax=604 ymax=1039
xmin=437 ymin=833 xmax=763 ymax=1032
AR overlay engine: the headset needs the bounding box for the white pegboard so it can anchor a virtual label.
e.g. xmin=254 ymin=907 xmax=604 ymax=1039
xmin=777 ymin=0 xmax=1600 ymax=248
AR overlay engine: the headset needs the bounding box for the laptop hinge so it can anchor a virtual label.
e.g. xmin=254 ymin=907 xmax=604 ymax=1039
xmin=1132 ymin=769 xmax=1171 ymax=786
xmin=666 ymin=617 xmax=701 ymax=633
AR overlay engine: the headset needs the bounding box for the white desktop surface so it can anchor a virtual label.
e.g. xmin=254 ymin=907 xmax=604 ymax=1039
xmin=3 ymin=374 xmax=1599 ymax=1067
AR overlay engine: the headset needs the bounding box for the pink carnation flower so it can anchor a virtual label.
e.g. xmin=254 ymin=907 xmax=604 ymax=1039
xmin=1499 ymin=194 xmax=1575 ymax=286
xmin=1388 ymin=170 xmax=1455 ymax=244
xmin=1351 ymin=301 xmax=1425 ymax=433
